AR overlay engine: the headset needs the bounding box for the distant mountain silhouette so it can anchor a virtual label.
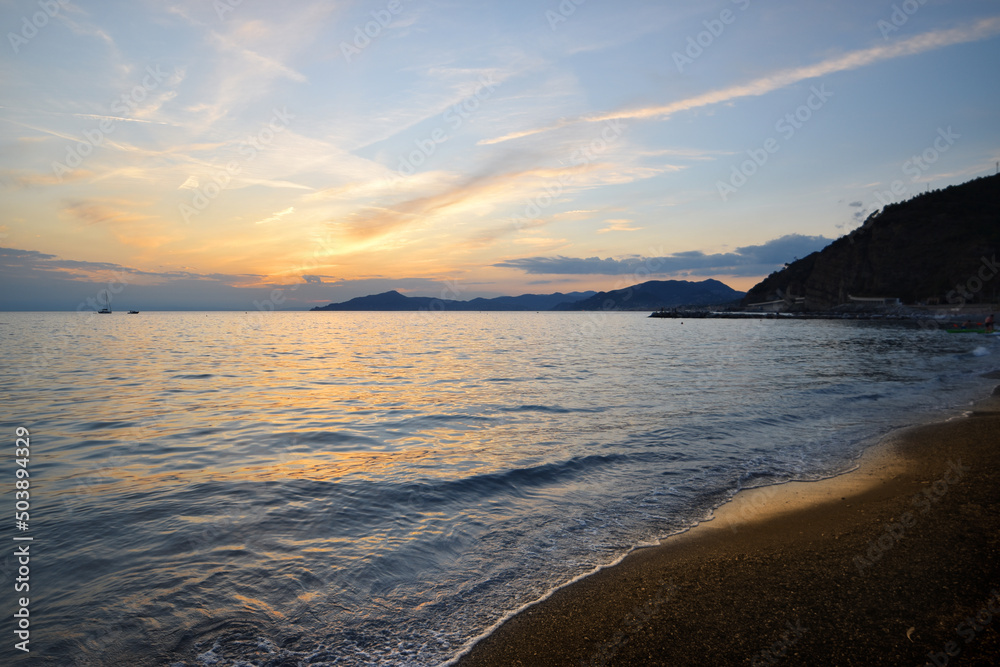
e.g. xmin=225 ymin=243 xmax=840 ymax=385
xmin=743 ymin=174 xmax=1000 ymax=308
xmin=553 ymin=279 xmax=745 ymax=311
xmin=310 ymin=290 xmax=597 ymax=311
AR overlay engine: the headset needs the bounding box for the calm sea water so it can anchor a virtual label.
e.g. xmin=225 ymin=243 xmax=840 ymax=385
xmin=1 ymin=312 xmax=997 ymax=666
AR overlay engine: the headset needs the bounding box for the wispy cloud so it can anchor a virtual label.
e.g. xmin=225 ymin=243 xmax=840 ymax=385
xmin=332 ymin=163 xmax=599 ymax=243
xmin=64 ymin=200 xmax=153 ymax=227
xmin=1 ymin=168 xmax=93 ymax=188
xmin=480 ymin=17 xmax=1000 ymax=145
xmin=163 ymin=3 xmax=335 ymax=131
xmin=207 ymin=31 xmax=308 ymax=84
xmin=598 ymin=219 xmax=642 ymax=233
xmin=0 ymin=106 xmax=175 ymax=126
xmin=512 ymin=236 xmax=568 ymax=247
xmin=254 ymin=206 xmax=295 ymax=225
xmin=61 ymin=199 xmax=180 ymax=250
xmin=58 ymin=5 xmax=123 ymax=63
xmin=351 ymin=63 xmax=527 ymax=150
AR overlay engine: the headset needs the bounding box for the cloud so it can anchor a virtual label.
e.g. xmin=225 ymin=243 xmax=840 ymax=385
xmin=512 ymin=237 xmax=568 ymax=247
xmin=162 ymin=3 xmax=335 ymax=130
xmin=61 ymin=199 xmax=181 ymax=250
xmin=598 ymin=219 xmax=642 ymax=233
xmin=333 ymin=164 xmax=597 ymax=242
xmin=352 ymin=63 xmax=528 ymax=151
xmin=0 ymin=247 xmax=57 ymax=262
xmin=635 ymin=148 xmax=734 ymax=160
xmin=334 ymin=144 xmax=675 ymax=248
xmin=254 ymin=206 xmax=295 ymax=225
xmin=0 ymin=245 xmax=219 ymax=283
xmin=0 ymin=244 xmax=288 ymax=309
xmin=0 ymin=106 xmax=174 ymax=126
xmin=494 ymin=234 xmax=832 ymax=277
xmin=58 ymin=6 xmax=122 ymax=59
xmin=63 ymin=200 xmax=152 ymax=227
xmin=1 ymin=168 xmax=93 ymax=188
xmin=208 ymin=31 xmax=308 ymax=84
xmin=479 ymin=17 xmax=1000 ymax=145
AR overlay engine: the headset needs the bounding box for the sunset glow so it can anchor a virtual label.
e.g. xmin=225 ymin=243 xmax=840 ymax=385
xmin=2 ymin=0 xmax=999 ymax=309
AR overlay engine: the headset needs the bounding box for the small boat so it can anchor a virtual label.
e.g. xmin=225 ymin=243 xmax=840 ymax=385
xmin=97 ymin=291 xmax=112 ymax=314
xmin=128 ymin=310 xmax=140 ymax=314
xmin=946 ymin=327 xmax=987 ymax=334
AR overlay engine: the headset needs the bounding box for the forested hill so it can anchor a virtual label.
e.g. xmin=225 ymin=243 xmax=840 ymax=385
xmin=743 ymin=174 xmax=1000 ymax=308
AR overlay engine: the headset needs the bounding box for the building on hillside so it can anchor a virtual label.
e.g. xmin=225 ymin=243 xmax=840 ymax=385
xmin=847 ymin=295 xmax=901 ymax=307
xmin=746 ymin=296 xmax=805 ymax=312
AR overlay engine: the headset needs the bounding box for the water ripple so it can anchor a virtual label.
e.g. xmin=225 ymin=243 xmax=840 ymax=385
xmin=0 ymin=312 xmax=996 ymax=666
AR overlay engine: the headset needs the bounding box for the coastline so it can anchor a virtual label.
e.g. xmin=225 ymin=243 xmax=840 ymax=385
xmin=456 ymin=385 xmax=1000 ymax=666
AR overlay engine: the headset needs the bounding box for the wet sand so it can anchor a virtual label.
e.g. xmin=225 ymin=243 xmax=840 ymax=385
xmin=456 ymin=388 xmax=1000 ymax=666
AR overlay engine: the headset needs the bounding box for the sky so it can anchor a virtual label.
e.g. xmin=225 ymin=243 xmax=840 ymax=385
xmin=1 ymin=0 xmax=998 ymax=310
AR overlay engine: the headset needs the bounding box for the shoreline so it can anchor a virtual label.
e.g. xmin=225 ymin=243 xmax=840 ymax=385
xmin=649 ymin=309 xmax=1000 ymax=322
xmin=455 ymin=385 xmax=1000 ymax=666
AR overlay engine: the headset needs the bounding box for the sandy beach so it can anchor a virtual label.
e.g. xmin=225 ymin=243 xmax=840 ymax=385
xmin=457 ymin=384 xmax=1000 ymax=666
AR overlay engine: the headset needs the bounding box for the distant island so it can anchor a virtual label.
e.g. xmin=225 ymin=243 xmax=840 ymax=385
xmin=310 ymin=279 xmax=745 ymax=312
xmin=553 ymin=279 xmax=743 ymax=311
xmin=310 ymin=290 xmax=595 ymax=311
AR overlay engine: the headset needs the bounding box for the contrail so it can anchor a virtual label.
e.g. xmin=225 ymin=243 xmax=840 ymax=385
xmin=479 ymin=16 xmax=1000 ymax=146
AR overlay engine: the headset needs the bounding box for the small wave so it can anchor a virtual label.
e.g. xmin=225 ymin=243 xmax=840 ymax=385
xmin=498 ymin=404 xmax=604 ymax=414
xmin=381 ymin=413 xmax=494 ymax=428
xmin=392 ymin=453 xmax=632 ymax=504
xmin=735 ymin=469 xmax=787 ymax=490
xmin=263 ymin=452 xmax=636 ymax=515
xmin=164 ymin=427 xmax=225 ymax=439
xmin=281 ymin=429 xmax=382 ymax=449
xmin=172 ymin=373 xmax=216 ymax=379
xmin=79 ymin=420 xmax=138 ymax=431
xmin=848 ymin=392 xmax=885 ymax=402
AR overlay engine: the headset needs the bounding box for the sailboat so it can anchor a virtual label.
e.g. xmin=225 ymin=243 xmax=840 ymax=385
xmin=97 ymin=290 xmax=112 ymax=314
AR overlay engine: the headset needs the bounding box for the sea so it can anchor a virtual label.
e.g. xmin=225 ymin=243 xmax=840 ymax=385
xmin=1 ymin=311 xmax=997 ymax=666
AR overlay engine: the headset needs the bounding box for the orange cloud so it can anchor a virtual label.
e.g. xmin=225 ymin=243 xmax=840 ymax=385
xmin=598 ymin=219 xmax=642 ymax=233
xmin=331 ymin=163 xmax=599 ymax=242
xmin=2 ymin=168 xmax=94 ymax=188
xmin=64 ymin=200 xmax=152 ymax=226
xmin=62 ymin=199 xmax=177 ymax=250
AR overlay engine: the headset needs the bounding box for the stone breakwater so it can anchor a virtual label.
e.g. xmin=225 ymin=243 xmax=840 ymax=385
xmin=648 ymin=310 xmax=913 ymax=320
xmin=649 ymin=308 xmax=996 ymax=323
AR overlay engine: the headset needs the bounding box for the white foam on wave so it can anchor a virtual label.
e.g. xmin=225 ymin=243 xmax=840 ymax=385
xmin=196 ymin=642 xmax=223 ymax=665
